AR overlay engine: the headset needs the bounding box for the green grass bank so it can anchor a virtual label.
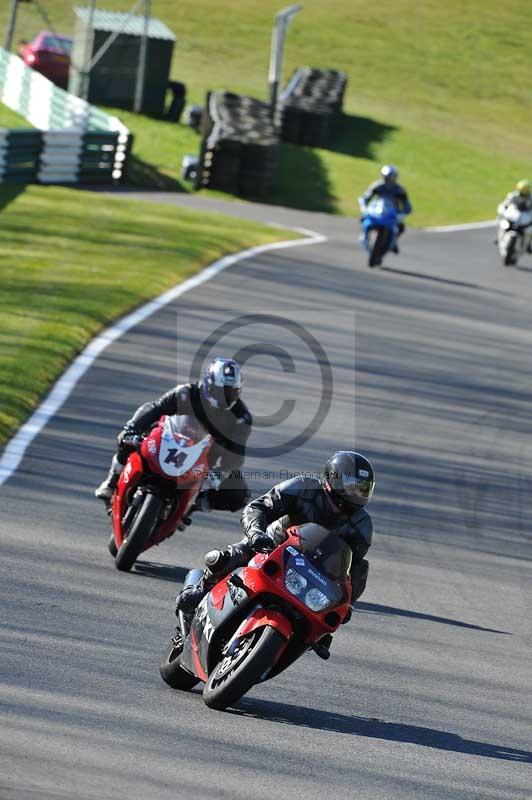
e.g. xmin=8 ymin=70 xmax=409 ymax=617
xmin=2 ymin=0 xmax=530 ymax=223
xmin=0 ymin=185 xmax=297 ymax=446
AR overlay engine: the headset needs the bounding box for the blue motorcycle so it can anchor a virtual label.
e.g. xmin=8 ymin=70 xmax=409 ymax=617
xmin=361 ymin=197 xmax=399 ymax=267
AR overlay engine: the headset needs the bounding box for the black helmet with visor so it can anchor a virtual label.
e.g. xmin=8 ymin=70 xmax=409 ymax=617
xmin=323 ymin=451 xmax=375 ymax=511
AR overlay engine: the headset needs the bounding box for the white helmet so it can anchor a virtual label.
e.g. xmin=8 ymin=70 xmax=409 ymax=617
xmin=200 ymin=357 xmax=243 ymax=410
xmin=381 ymin=164 xmax=398 ymax=181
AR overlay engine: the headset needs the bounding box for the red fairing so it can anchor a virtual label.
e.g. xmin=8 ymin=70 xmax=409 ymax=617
xmin=233 ymin=607 xmax=293 ymax=641
xmin=140 ymin=424 xmax=165 ymax=476
xmin=111 ymin=414 xmax=212 ymax=555
xmin=174 ymin=524 xmax=353 ymax=697
xmin=112 ymin=451 xmax=144 ymax=548
xmin=210 ymin=577 xmax=230 ymax=610
xmin=241 ymin=528 xmax=352 ymax=644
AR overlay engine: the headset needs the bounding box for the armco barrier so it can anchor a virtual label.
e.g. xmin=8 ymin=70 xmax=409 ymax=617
xmin=0 ymin=47 xmax=132 ymax=184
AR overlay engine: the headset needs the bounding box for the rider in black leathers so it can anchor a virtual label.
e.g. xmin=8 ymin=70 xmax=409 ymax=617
xmin=176 ymin=451 xmax=375 ymax=652
xmin=95 ymin=357 xmax=252 ymax=512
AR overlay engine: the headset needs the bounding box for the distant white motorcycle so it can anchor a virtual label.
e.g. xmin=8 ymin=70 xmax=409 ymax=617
xmin=497 ymin=202 xmax=532 ymax=267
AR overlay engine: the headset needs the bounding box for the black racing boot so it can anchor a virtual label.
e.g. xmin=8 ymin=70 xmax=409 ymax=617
xmin=175 ymin=549 xmax=231 ymax=615
xmin=94 ymin=457 xmax=123 ymax=501
xmin=312 ymin=633 xmax=333 ymax=660
xmin=190 ymin=491 xmax=212 ymax=513
xmin=175 ymin=581 xmax=208 ymax=614
xmin=94 ymin=471 xmax=119 ymax=501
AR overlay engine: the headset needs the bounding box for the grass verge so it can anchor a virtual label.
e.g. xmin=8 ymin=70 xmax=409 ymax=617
xmin=0 ymin=184 xmax=299 ymax=446
xmin=1 ymin=0 xmax=530 ymax=224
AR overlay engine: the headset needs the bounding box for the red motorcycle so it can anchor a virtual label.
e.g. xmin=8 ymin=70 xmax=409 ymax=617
xmin=108 ymin=414 xmax=213 ymax=572
xmin=159 ymin=523 xmax=352 ymax=710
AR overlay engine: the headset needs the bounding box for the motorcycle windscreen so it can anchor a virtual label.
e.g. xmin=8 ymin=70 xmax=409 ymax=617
xmin=158 ymin=415 xmax=211 ymax=479
xmin=296 ymin=523 xmax=352 ymax=581
xmin=168 ymin=414 xmax=208 ymax=444
xmin=284 ymin=547 xmax=344 ymax=607
xmin=366 ymin=197 xmax=397 ymax=225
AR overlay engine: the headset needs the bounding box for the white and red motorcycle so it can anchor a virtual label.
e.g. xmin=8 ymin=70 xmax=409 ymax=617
xmin=109 ymin=414 xmax=214 ymax=572
xmin=497 ymin=202 xmax=532 ymax=267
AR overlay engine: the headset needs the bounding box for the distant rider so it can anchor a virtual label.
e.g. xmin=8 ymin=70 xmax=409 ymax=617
xmin=359 ymin=164 xmax=412 ymax=253
xmin=175 ymin=450 xmax=376 ymax=658
xmin=497 ymin=180 xmax=532 ymax=253
xmin=95 ymin=357 xmax=252 ymax=514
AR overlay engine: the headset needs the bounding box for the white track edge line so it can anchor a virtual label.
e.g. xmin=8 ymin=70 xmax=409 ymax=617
xmin=423 ymin=220 xmax=496 ymax=233
xmin=0 ymin=229 xmax=327 ymax=486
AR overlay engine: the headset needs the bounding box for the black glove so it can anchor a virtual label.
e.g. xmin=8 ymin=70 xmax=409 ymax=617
xmin=117 ymin=423 xmax=142 ymax=449
xmin=250 ymin=531 xmax=275 ymax=553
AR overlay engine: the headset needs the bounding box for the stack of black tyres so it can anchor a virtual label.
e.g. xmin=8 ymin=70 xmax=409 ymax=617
xmin=280 ymin=67 xmax=347 ymax=148
xmin=195 ymin=91 xmax=280 ymax=197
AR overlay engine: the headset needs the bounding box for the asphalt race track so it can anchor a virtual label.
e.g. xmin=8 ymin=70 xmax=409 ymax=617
xmin=1 ymin=197 xmax=531 ymax=800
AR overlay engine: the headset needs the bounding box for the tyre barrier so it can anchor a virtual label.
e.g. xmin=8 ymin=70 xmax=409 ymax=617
xmin=280 ymin=66 xmax=347 ymax=148
xmin=0 ymin=47 xmax=132 ymax=185
xmin=195 ymin=91 xmax=280 ymax=197
xmin=0 ymin=129 xmax=42 ymax=183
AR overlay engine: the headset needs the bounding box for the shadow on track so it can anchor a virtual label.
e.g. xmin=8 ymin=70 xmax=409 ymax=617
xmin=378 ymin=266 xmax=506 ymax=293
xmin=133 ymin=561 xmax=189 ymax=583
xmin=355 ymin=602 xmax=512 ymax=635
xmin=232 ymin=699 xmax=531 ymax=763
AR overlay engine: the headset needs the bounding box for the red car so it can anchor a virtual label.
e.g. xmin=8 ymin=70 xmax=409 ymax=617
xmin=19 ymin=31 xmax=72 ymax=88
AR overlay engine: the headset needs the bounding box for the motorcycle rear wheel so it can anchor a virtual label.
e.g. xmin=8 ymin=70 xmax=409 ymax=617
xmin=160 ymin=633 xmax=200 ymax=691
xmin=202 ymin=626 xmax=286 ymax=711
xmin=114 ymin=492 xmax=161 ymax=572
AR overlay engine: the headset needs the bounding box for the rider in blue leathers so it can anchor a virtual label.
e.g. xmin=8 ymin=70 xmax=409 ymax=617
xmin=359 ymin=165 xmax=412 ymax=253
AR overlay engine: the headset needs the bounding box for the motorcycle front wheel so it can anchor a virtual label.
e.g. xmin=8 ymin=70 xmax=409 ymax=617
xmin=114 ymin=492 xmax=162 ymax=572
xmin=368 ymin=228 xmax=390 ymax=267
xmin=503 ymin=235 xmax=517 ymax=266
xmin=203 ymin=626 xmax=286 ymax=711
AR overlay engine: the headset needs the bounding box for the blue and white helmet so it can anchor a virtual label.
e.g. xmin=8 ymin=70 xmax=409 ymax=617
xmin=200 ymin=357 xmax=243 ymax=410
xmin=381 ymin=164 xmax=398 ymax=181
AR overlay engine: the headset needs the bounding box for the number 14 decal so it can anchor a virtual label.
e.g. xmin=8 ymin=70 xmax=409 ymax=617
xmin=164 ymin=449 xmax=187 ymax=468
